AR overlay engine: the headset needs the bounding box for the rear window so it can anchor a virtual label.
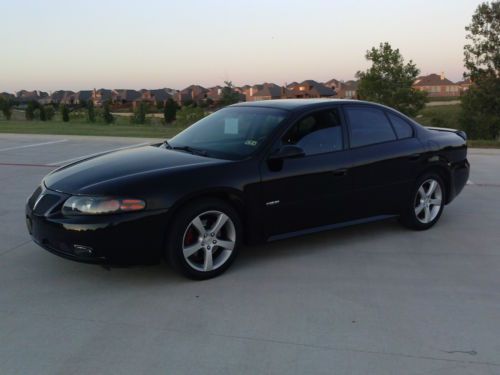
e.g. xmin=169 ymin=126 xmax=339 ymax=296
xmin=387 ymin=113 xmax=414 ymax=139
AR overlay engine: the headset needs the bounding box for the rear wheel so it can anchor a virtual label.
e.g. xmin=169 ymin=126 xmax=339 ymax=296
xmin=400 ymin=173 xmax=445 ymax=230
xmin=166 ymin=199 xmax=241 ymax=279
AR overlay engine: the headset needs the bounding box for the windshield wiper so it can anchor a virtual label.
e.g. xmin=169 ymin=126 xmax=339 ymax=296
xmin=164 ymin=140 xmax=172 ymax=149
xmin=171 ymin=145 xmax=208 ymax=157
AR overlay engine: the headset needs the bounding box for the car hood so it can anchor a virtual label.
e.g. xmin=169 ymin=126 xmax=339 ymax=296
xmin=44 ymin=145 xmax=222 ymax=194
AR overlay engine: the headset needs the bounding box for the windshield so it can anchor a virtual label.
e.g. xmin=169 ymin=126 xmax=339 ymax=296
xmin=168 ymin=106 xmax=288 ymax=160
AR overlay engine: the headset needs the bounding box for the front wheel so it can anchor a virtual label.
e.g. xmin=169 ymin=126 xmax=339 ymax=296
xmin=400 ymin=173 xmax=445 ymax=230
xmin=166 ymin=199 xmax=241 ymax=279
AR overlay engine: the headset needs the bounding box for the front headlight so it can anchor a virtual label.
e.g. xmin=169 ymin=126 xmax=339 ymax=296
xmin=62 ymin=196 xmax=146 ymax=216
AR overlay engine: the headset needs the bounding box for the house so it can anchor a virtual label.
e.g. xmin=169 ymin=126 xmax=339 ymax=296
xmin=242 ymin=84 xmax=263 ymax=101
xmin=150 ymin=88 xmax=173 ymax=105
xmin=338 ymin=80 xmax=358 ymax=99
xmin=0 ymin=92 xmax=16 ymax=101
xmin=132 ymin=88 xmax=173 ymax=108
xmin=456 ymin=78 xmax=472 ymax=94
xmin=176 ymin=85 xmax=208 ymax=106
xmin=112 ymin=89 xmax=141 ymax=104
xmin=72 ymin=90 xmax=93 ymax=105
xmin=206 ymin=86 xmax=223 ymax=103
xmin=92 ymin=88 xmax=113 ymax=106
xmin=50 ymin=90 xmax=75 ymax=105
xmin=413 ymin=73 xmax=460 ymax=97
xmin=246 ymin=83 xmax=284 ymax=101
xmin=323 ymin=78 xmax=343 ymax=93
xmin=286 ymin=80 xmax=335 ymax=99
xmin=15 ymin=90 xmax=49 ymax=104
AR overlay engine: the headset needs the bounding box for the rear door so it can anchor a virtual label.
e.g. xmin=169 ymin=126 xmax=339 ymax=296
xmin=343 ymin=105 xmax=422 ymax=219
xmin=259 ymin=107 xmax=354 ymax=237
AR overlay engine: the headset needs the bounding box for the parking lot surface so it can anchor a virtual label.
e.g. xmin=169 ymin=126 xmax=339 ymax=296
xmin=0 ymin=133 xmax=499 ymax=375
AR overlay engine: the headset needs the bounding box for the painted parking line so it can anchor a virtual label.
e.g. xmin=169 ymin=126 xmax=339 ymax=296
xmin=48 ymin=142 xmax=152 ymax=166
xmin=467 ymin=180 xmax=474 ymax=185
xmin=0 ymin=139 xmax=67 ymax=152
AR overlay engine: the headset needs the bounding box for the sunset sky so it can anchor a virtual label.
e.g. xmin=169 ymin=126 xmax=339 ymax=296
xmin=0 ymin=0 xmax=484 ymax=93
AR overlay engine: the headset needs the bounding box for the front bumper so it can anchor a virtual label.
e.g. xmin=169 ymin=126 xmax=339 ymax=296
xmin=26 ymin=187 xmax=168 ymax=265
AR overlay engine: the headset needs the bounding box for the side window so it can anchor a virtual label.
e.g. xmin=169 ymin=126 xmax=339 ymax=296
xmin=281 ymin=108 xmax=343 ymax=156
xmin=387 ymin=113 xmax=414 ymax=139
xmin=345 ymin=106 xmax=397 ymax=148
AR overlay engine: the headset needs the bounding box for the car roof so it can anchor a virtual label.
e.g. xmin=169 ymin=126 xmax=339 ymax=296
xmin=231 ymin=98 xmax=375 ymax=111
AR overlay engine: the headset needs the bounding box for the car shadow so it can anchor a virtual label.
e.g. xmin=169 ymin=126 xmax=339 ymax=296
xmin=30 ymin=217 xmax=425 ymax=283
xmin=235 ymin=218 xmax=408 ymax=267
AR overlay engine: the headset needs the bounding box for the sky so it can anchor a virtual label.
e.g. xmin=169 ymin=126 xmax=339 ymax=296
xmin=0 ymin=0 xmax=485 ymax=93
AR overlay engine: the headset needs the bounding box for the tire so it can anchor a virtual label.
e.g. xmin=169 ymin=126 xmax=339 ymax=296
xmin=166 ymin=198 xmax=242 ymax=280
xmin=400 ymin=173 xmax=445 ymax=230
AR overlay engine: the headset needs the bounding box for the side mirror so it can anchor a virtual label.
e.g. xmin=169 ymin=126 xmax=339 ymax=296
xmin=268 ymin=145 xmax=305 ymax=160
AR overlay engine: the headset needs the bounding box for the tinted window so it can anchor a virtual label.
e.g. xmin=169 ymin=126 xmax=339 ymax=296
xmin=281 ymin=109 xmax=343 ymax=156
xmin=345 ymin=106 xmax=396 ymax=148
xmin=387 ymin=113 xmax=414 ymax=139
xmin=169 ymin=107 xmax=287 ymax=160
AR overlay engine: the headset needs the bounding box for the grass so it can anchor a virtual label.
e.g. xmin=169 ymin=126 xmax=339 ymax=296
xmin=415 ymin=104 xmax=462 ymax=129
xmin=467 ymin=139 xmax=500 ymax=148
xmin=0 ymin=120 xmax=184 ymax=138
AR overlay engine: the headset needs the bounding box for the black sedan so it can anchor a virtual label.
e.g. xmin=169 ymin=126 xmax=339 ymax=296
xmin=26 ymin=99 xmax=469 ymax=279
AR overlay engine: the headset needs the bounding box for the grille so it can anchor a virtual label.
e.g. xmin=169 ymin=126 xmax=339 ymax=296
xmin=28 ymin=186 xmax=43 ymax=209
xmin=33 ymin=193 xmax=63 ymax=215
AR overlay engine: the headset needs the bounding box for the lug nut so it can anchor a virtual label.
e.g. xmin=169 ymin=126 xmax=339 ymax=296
xmin=207 ymin=246 xmax=211 ymax=250
xmin=213 ymin=240 xmax=217 ymax=244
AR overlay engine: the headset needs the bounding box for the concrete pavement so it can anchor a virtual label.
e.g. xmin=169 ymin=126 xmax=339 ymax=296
xmin=0 ymin=134 xmax=499 ymax=375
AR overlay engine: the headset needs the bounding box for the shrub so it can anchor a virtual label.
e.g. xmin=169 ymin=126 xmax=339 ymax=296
xmin=102 ymin=101 xmax=114 ymax=124
xmin=87 ymin=100 xmax=96 ymax=123
xmin=132 ymin=101 xmax=147 ymax=124
xmin=176 ymin=105 xmax=205 ymax=127
xmin=26 ymin=101 xmax=37 ymax=121
xmin=163 ymin=98 xmax=177 ymax=124
xmin=44 ymin=106 xmax=55 ymax=121
xmin=61 ymin=105 xmax=70 ymax=122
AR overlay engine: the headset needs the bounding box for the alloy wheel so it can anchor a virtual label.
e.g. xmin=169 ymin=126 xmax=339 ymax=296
xmin=414 ymin=178 xmax=443 ymax=224
xmin=182 ymin=210 xmax=236 ymax=272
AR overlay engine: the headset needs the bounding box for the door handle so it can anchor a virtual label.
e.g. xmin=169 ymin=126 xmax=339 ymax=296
xmin=331 ymin=168 xmax=348 ymax=176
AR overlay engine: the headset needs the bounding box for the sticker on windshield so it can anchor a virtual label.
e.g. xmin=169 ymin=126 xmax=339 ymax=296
xmin=224 ymin=118 xmax=239 ymax=134
xmin=244 ymin=139 xmax=258 ymax=146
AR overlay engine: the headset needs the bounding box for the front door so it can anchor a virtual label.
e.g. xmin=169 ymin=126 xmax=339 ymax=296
xmin=259 ymin=108 xmax=353 ymax=238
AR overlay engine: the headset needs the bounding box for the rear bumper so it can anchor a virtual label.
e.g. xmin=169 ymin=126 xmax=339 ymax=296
xmin=26 ymin=204 xmax=169 ymax=265
xmin=447 ymin=159 xmax=470 ymax=204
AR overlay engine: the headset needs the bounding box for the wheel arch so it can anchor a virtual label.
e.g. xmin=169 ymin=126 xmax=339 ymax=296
xmin=162 ymin=188 xmax=254 ymax=248
xmin=418 ymin=164 xmax=452 ymax=204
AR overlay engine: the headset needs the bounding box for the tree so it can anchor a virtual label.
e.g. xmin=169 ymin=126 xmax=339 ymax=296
xmin=87 ymin=100 xmax=96 ymax=123
xmin=25 ymin=101 xmax=37 ymax=121
xmin=163 ymin=98 xmax=177 ymax=124
xmin=132 ymin=101 xmax=147 ymax=124
xmin=0 ymin=97 xmax=13 ymax=120
xmin=45 ymin=106 xmax=55 ymax=121
xmin=102 ymin=100 xmax=114 ymax=124
xmin=61 ymin=104 xmax=70 ymax=122
xmin=460 ymin=1 xmax=500 ymax=140
xmin=356 ymin=42 xmax=427 ymax=117
xmin=39 ymin=105 xmax=47 ymax=121
xmin=220 ymin=81 xmax=240 ymax=106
